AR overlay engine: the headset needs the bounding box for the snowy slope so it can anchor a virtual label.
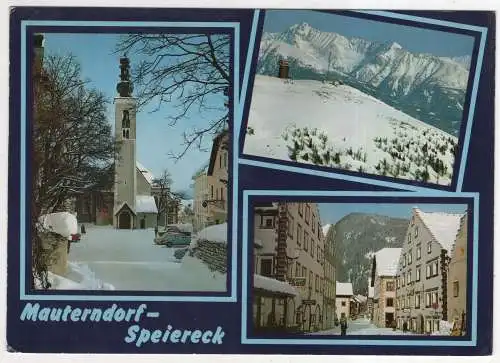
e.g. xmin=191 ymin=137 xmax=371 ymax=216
xmin=244 ymin=75 xmax=457 ymax=185
xmin=258 ymin=22 xmax=471 ymax=135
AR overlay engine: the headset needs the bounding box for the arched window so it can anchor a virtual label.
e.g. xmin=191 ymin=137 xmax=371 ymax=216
xmin=122 ymin=110 xmax=130 ymax=128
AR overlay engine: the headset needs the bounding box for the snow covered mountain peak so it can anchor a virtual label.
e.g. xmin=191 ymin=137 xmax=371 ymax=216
xmin=289 ymin=22 xmax=313 ymax=33
xmin=257 ymin=23 xmax=471 ymax=135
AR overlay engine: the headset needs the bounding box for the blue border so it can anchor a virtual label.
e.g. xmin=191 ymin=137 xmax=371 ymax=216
xmin=240 ymin=190 xmax=479 ymax=346
xmin=238 ymin=10 xmax=488 ymax=194
xmin=20 ymin=20 xmax=240 ymax=302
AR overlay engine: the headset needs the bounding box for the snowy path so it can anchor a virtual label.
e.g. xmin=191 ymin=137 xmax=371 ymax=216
xmin=67 ymin=225 xmax=226 ymax=292
xmin=311 ymin=318 xmax=413 ymax=336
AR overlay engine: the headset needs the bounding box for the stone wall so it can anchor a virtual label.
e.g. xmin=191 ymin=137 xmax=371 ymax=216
xmin=194 ymin=240 xmax=227 ymax=274
xmin=40 ymin=232 xmax=68 ymax=276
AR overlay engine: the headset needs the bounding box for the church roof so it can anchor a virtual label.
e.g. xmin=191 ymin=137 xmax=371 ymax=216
xmin=114 ymin=202 xmax=136 ymax=216
xmin=136 ymin=162 xmax=155 ymax=185
xmin=136 ymin=195 xmax=158 ymax=214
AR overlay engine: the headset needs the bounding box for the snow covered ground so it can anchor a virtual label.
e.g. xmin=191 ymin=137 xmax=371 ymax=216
xmin=311 ymin=317 xmax=418 ymax=336
xmin=60 ymin=225 xmax=226 ymax=291
xmin=244 ymin=75 xmax=458 ymax=185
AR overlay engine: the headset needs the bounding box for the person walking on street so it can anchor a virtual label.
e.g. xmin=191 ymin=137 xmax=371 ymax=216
xmin=403 ymin=319 xmax=408 ymax=333
xmin=340 ymin=315 xmax=348 ymax=336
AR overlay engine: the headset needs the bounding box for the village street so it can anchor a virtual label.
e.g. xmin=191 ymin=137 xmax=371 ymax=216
xmin=310 ymin=317 xmax=411 ymax=336
xmin=64 ymin=224 xmax=226 ymax=292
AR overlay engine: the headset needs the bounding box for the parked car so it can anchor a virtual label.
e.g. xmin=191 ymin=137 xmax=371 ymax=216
xmin=154 ymin=231 xmax=191 ymax=247
xmin=69 ymin=233 xmax=81 ymax=242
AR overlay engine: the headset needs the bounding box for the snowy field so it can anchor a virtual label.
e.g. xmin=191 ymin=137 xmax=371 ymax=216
xmin=60 ymin=225 xmax=226 ymax=291
xmin=244 ymin=75 xmax=458 ymax=185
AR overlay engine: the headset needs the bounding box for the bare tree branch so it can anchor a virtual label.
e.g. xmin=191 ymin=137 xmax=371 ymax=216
xmin=115 ymin=33 xmax=230 ymax=160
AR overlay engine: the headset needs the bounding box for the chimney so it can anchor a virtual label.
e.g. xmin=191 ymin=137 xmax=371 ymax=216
xmin=278 ymin=59 xmax=289 ymax=79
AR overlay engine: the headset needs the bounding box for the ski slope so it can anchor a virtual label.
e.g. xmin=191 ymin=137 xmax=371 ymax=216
xmin=243 ymin=75 xmax=458 ymax=185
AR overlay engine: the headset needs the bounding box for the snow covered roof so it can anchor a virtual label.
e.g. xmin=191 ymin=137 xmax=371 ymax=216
xmin=368 ymin=286 xmax=374 ymax=298
xmin=136 ymin=162 xmax=155 ymax=185
xmin=374 ymin=248 xmax=402 ymax=277
xmin=195 ymin=223 xmax=227 ymax=244
xmin=322 ymin=224 xmax=332 ymax=237
xmin=39 ymin=212 xmax=78 ymax=239
xmin=415 ymin=208 xmax=465 ymax=252
xmin=355 ymin=294 xmax=367 ymax=303
xmin=136 ymin=195 xmax=158 ymax=214
xmin=254 ymin=274 xmax=298 ymax=296
xmin=336 ymin=282 xmax=353 ymax=296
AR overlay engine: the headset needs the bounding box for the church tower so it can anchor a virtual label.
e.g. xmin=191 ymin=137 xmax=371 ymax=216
xmin=113 ymin=57 xmax=137 ymax=229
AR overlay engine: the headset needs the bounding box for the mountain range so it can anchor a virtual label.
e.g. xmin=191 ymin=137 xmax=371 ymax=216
xmin=257 ymin=22 xmax=471 ymax=136
xmin=332 ymin=213 xmax=409 ymax=294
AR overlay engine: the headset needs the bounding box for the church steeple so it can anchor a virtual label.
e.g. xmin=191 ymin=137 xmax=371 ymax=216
xmin=117 ymin=56 xmax=134 ymax=97
xmin=114 ymin=56 xmax=137 ymax=229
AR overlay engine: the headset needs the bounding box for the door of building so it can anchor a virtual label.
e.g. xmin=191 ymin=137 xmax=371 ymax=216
xmin=385 ymin=312 xmax=394 ymax=327
xmin=119 ymin=211 xmax=131 ymax=229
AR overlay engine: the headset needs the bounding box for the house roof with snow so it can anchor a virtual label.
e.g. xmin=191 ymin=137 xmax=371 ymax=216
xmin=355 ymin=294 xmax=367 ymax=303
xmin=136 ymin=162 xmax=155 ymax=185
xmin=374 ymin=247 xmax=402 ymax=277
xmin=415 ymin=208 xmax=465 ymax=252
xmin=136 ymin=195 xmax=158 ymax=214
xmin=322 ymin=224 xmax=332 ymax=237
xmin=195 ymin=223 xmax=227 ymax=244
xmin=254 ymin=274 xmax=298 ymax=297
xmin=336 ymin=282 xmax=353 ymax=297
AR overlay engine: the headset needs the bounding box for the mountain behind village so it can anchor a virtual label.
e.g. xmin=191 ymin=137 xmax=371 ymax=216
xmin=332 ymin=212 xmax=409 ymax=294
xmin=257 ymin=22 xmax=471 ymax=136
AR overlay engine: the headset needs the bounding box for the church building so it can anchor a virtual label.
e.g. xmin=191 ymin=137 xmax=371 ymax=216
xmin=113 ymin=57 xmax=158 ymax=229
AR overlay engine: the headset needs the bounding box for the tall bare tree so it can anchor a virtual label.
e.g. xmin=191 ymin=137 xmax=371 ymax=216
xmin=32 ymin=53 xmax=115 ymax=288
xmin=152 ymin=169 xmax=173 ymax=228
xmin=115 ymin=34 xmax=230 ymax=159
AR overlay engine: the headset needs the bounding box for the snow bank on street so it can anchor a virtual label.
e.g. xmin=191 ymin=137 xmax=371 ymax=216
xmin=39 ymin=212 xmax=77 ymax=239
xmin=194 ymin=223 xmax=227 ymax=244
xmin=49 ymin=262 xmax=115 ymax=290
xmin=67 ymin=225 xmax=226 ymax=291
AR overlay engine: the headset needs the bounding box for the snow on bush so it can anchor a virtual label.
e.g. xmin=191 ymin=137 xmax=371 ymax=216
xmin=39 ymin=212 xmax=78 ymax=239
